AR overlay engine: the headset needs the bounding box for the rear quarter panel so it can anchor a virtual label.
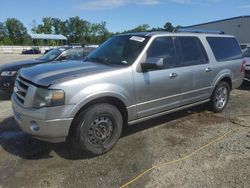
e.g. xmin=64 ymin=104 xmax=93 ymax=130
xmin=200 ymin=35 xmax=244 ymax=93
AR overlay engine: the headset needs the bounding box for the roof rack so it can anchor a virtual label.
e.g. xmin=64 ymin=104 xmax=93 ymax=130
xmin=176 ymin=28 xmax=225 ymax=34
xmin=67 ymin=43 xmax=99 ymax=48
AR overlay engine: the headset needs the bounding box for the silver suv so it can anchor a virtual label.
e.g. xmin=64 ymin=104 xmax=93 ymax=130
xmin=12 ymin=32 xmax=245 ymax=155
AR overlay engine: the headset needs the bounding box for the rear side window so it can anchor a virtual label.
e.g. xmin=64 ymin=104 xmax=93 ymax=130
xmin=206 ymin=37 xmax=242 ymax=61
xmin=65 ymin=48 xmax=84 ymax=60
xmin=177 ymin=37 xmax=208 ymax=67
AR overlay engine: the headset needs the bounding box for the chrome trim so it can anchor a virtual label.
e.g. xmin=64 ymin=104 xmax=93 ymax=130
xmin=136 ymin=87 xmax=212 ymax=106
xmin=244 ymin=78 xmax=250 ymax=82
xmin=16 ymin=77 xmax=30 ymax=87
xmin=14 ymin=76 xmax=32 ymax=104
xmin=14 ymin=88 xmax=25 ymax=100
xmin=15 ymin=81 xmax=27 ymax=93
xmin=46 ymin=118 xmax=74 ymax=122
xmin=128 ymin=99 xmax=210 ymax=125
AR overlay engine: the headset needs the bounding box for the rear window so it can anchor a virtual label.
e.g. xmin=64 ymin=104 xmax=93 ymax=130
xmin=206 ymin=37 xmax=242 ymax=61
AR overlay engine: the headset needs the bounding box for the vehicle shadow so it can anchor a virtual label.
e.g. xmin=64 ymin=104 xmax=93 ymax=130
xmin=239 ymin=80 xmax=250 ymax=91
xmin=122 ymin=104 xmax=208 ymax=136
xmin=0 ymin=94 xmax=11 ymax=100
xmin=0 ymin=105 xmax=208 ymax=161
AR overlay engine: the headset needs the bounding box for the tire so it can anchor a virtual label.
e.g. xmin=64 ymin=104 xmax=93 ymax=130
xmin=210 ymin=81 xmax=230 ymax=113
xmin=71 ymin=103 xmax=123 ymax=155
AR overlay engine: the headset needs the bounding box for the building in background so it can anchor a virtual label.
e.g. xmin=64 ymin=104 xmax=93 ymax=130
xmin=184 ymin=16 xmax=250 ymax=44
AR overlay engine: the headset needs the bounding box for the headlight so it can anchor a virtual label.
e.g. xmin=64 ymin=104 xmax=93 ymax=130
xmin=1 ymin=71 xmax=17 ymax=76
xmin=33 ymin=88 xmax=65 ymax=108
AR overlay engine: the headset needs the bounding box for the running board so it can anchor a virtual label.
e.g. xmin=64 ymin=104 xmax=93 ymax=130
xmin=128 ymin=99 xmax=210 ymax=125
xmin=244 ymin=78 xmax=250 ymax=82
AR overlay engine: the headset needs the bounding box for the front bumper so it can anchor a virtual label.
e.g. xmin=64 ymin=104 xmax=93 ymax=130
xmin=12 ymin=95 xmax=74 ymax=143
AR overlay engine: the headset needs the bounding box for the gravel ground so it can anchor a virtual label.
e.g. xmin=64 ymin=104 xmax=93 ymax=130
xmin=0 ymin=55 xmax=249 ymax=188
xmin=0 ymin=54 xmax=40 ymax=65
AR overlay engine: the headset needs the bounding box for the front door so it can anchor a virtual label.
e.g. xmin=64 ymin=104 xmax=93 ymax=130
xmin=133 ymin=36 xmax=183 ymax=118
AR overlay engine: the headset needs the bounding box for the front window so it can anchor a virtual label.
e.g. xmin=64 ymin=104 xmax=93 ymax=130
xmin=85 ymin=35 xmax=149 ymax=66
xmin=37 ymin=48 xmax=65 ymax=61
xmin=146 ymin=37 xmax=177 ymax=69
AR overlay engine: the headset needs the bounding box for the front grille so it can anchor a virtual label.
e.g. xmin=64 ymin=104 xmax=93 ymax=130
xmin=14 ymin=76 xmax=29 ymax=104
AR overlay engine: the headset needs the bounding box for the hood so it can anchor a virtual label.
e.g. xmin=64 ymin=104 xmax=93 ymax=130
xmin=19 ymin=61 xmax=113 ymax=87
xmin=0 ymin=59 xmax=46 ymax=71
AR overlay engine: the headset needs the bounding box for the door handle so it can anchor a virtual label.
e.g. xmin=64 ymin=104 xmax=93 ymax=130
xmin=206 ymin=67 xmax=212 ymax=72
xmin=169 ymin=72 xmax=178 ymax=79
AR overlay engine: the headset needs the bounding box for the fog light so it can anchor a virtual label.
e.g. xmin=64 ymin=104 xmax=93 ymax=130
xmin=3 ymin=82 xmax=10 ymax=88
xmin=30 ymin=121 xmax=39 ymax=132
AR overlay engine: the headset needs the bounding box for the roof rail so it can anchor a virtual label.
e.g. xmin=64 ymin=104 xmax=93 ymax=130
xmin=176 ymin=28 xmax=225 ymax=34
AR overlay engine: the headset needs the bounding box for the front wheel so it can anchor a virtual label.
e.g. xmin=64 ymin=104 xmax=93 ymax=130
xmin=210 ymin=81 xmax=230 ymax=113
xmin=72 ymin=103 xmax=123 ymax=155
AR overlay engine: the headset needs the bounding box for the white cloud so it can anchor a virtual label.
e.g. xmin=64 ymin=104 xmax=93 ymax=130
xmin=77 ymin=0 xmax=220 ymax=10
xmin=170 ymin=0 xmax=191 ymax=4
xmin=78 ymin=0 xmax=161 ymax=10
xmin=170 ymin=0 xmax=220 ymax=4
xmin=139 ymin=0 xmax=162 ymax=5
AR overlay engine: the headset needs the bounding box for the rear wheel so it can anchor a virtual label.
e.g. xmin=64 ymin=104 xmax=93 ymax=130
xmin=72 ymin=103 xmax=123 ymax=155
xmin=210 ymin=81 xmax=230 ymax=113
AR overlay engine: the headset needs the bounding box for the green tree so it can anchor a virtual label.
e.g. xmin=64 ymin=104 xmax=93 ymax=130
xmin=5 ymin=18 xmax=29 ymax=45
xmin=97 ymin=22 xmax=112 ymax=44
xmin=32 ymin=17 xmax=53 ymax=34
xmin=122 ymin=24 xmax=150 ymax=33
xmin=66 ymin=16 xmax=91 ymax=44
xmin=164 ymin=22 xmax=174 ymax=32
xmin=51 ymin=18 xmax=63 ymax=34
xmin=41 ymin=17 xmax=52 ymax=34
xmin=89 ymin=22 xmax=110 ymax=44
xmin=0 ymin=22 xmax=7 ymax=44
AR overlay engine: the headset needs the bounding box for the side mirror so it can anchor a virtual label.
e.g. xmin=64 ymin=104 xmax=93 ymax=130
xmin=58 ymin=55 xmax=67 ymax=61
xmin=141 ymin=57 xmax=164 ymax=72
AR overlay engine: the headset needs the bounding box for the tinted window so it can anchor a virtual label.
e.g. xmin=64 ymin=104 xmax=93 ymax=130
xmin=147 ymin=37 xmax=176 ymax=69
xmin=207 ymin=37 xmax=242 ymax=61
xmin=178 ymin=37 xmax=208 ymax=66
xmin=37 ymin=48 xmax=64 ymax=61
xmin=65 ymin=48 xmax=84 ymax=60
xmin=86 ymin=35 xmax=149 ymax=66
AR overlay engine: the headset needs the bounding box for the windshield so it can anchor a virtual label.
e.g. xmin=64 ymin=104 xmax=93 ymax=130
xmin=37 ymin=48 xmax=65 ymax=61
xmin=243 ymin=47 xmax=250 ymax=57
xmin=84 ymin=35 xmax=149 ymax=66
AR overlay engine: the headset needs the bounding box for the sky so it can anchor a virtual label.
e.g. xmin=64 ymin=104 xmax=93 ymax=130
xmin=0 ymin=0 xmax=250 ymax=32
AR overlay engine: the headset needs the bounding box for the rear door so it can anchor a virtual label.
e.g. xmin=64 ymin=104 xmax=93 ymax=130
xmin=175 ymin=36 xmax=213 ymax=106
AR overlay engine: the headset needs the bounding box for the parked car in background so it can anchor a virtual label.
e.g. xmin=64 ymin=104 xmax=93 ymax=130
xmin=241 ymin=44 xmax=250 ymax=79
xmin=12 ymin=32 xmax=244 ymax=155
xmin=22 ymin=47 xmax=41 ymax=54
xmin=0 ymin=46 xmax=97 ymax=97
xmin=44 ymin=48 xmax=54 ymax=54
